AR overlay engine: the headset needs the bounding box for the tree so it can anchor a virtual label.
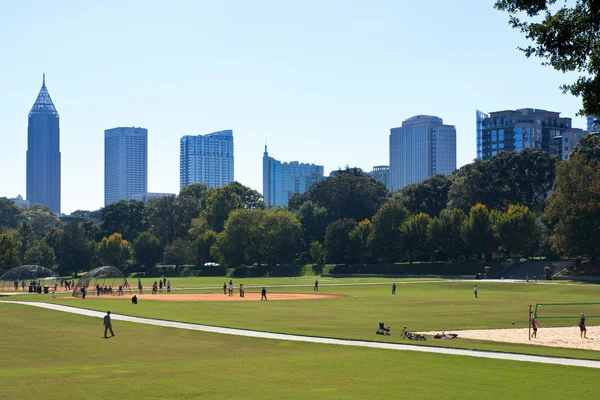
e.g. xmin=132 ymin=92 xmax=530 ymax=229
xmin=349 ymin=219 xmax=372 ymax=264
xmin=0 ymin=232 xmax=19 ymax=274
xmin=369 ymin=200 xmax=408 ymax=263
xmin=133 ymin=231 xmax=162 ymax=269
xmin=571 ymin=134 xmax=600 ymax=164
xmin=146 ymin=195 xmax=202 ymax=245
xmin=428 ymin=208 xmax=467 ymax=261
xmin=201 ymin=182 xmax=264 ymax=233
xmin=495 ymin=1 xmax=600 ymax=116
xmin=101 ymin=200 xmax=147 ymax=242
xmin=448 ymin=149 xmax=555 ymax=212
xmin=494 ymin=205 xmax=540 ymax=258
xmin=16 ymin=221 xmax=36 ymax=265
xmin=193 ymin=230 xmax=218 ymax=267
xmin=393 ymin=174 xmax=452 ymax=217
xmin=24 ymin=241 xmax=55 ymax=268
xmin=163 ymin=239 xmax=194 ymax=267
xmin=98 ymin=233 xmax=132 ymax=269
xmin=56 ymin=222 xmax=92 ymax=275
xmin=0 ymin=197 xmax=20 ymax=228
xmin=261 ymin=210 xmax=302 ymax=266
xmin=461 ymin=204 xmax=497 ymax=261
xmin=401 ymin=213 xmax=432 ymax=262
xmin=309 ymin=241 xmax=325 ymax=267
xmin=544 ymin=153 xmax=600 ymax=260
xmin=179 ymin=183 xmax=209 ymax=207
xmin=295 ymin=201 xmax=328 ymax=247
xmin=291 ymin=168 xmax=388 ymax=223
xmin=325 ymin=219 xmax=357 ymax=264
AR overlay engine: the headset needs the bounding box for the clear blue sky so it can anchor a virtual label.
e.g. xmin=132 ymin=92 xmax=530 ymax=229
xmin=0 ymin=0 xmax=586 ymax=213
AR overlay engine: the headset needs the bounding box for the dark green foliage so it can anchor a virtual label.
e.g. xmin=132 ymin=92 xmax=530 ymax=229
xmin=448 ymin=149 xmax=555 ymax=212
xmin=56 ymin=222 xmax=93 ymax=275
xmin=163 ymin=239 xmax=194 ymax=267
xmin=369 ymin=200 xmax=408 ymax=263
xmin=571 ymin=134 xmax=600 ymax=164
xmin=495 ymin=0 xmax=600 ymax=116
xmin=393 ymin=174 xmax=452 ymax=217
xmin=291 ymin=168 xmax=388 ymax=223
xmin=428 ymin=208 xmax=467 ymax=261
xmin=0 ymin=197 xmax=20 ymax=228
xmin=0 ymin=233 xmax=19 ymax=274
xmin=101 ymin=200 xmax=147 ymax=241
xmin=133 ymin=232 xmax=163 ymax=269
xmin=325 ymin=218 xmax=357 ymax=264
xmin=201 ymin=182 xmax=265 ymax=233
xmin=295 ymin=201 xmax=328 ymax=246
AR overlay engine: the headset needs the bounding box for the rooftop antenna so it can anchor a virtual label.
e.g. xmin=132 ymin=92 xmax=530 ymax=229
xmin=42 ymin=73 xmax=46 ymax=87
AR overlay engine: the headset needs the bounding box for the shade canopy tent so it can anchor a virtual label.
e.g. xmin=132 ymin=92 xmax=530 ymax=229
xmin=72 ymin=266 xmax=131 ymax=297
xmin=0 ymin=265 xmax=60 ymax=290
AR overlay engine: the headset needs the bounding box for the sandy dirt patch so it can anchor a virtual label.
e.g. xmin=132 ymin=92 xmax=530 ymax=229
xmin=65 ymin=293 xmax=344 ymax=302
xmin=420 ymin=326 xmax=600 ymax=351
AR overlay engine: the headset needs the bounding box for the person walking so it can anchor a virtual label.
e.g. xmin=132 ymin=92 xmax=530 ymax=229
xmin=138 ymin=279 xmax=143 ymax=294
xmin=103 ymin=311 xmax=115 ymax=338
xmin=167 ymin=281 xmax=171 ymax=293
xmin=392 ymin=282 xmax=396 ymax=295
xmin=531 ymin=317 xmax=539 ymax=338
xmin=261 ymin=287 xmax=267 ymax=301
xmin=152 ymin=281 xmax=157 ymax=295
xmin=473 ymin=285 xmax=478 ymax=298
xmin=314 ymin=279 xmax=319 ymax=292
xmin=579 ymin=313 xmax=587 ymax=339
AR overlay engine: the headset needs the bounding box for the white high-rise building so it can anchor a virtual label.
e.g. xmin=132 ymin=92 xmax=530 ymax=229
xmin=389 ymin=115 xmax=456 ymax=190
xmin=104 ymin=127 xmax=148 ymax=206
xmin=180 ymin=130 xmax=234 ymax=190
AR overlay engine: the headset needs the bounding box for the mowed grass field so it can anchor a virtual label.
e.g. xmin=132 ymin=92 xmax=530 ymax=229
xmin=0 ymin=303 xmax=597 ymax=400
xmin=7 ymin=278 xmax=600 ymax=360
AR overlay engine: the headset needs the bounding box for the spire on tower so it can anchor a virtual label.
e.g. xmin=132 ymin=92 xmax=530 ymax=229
xmin=42 ymin=73 xmax=46 ymax=88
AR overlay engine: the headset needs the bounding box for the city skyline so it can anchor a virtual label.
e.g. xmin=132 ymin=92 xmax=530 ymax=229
xmin=180 ymin=130 xmax=234 ymax=190
xmin=0 ymin=1 xmax=589 ymax=213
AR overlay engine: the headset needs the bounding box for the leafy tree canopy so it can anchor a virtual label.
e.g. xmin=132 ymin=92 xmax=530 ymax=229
xmin=393 ymin=174 xmax=452 ymax=217
xmin=495 ymin=0 xmax=600 ymax=116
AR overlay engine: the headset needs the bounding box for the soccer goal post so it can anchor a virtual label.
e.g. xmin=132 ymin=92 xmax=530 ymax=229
xmin=534 ymin=302 xmax=600 ymax=320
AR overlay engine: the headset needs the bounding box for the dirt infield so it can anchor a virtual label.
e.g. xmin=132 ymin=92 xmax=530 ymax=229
xmin=66 ymin=293 xmax=345 ymax=302
xmin=420 ymin=326 xmax=600 ymax=351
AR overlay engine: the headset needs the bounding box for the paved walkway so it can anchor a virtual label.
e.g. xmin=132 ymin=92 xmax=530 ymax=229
xmin=2 ymin=300 xmax=600 ymax=369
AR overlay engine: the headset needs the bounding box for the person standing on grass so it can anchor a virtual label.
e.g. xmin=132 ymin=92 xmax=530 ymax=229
xmin=138 ymin=279 xmax=143 ymax=294
xmin=163 ymin=277 xmax=166 ymax=287
xmin=261 ymin=287 xmax=267 ymax=301
xmin=531 ymin=317 xmax=539 ymax=338
xmin=159 ymin=280 xmax=163 ymax=292
xmin=103 ymin=311 xmax=115 ymax=338
xmin=240 ymin=283 xmax=244 ymax=297
xmin=579 ymin=313 xmax=587 ymax=339
xmin=392 ymin=282 xmax=396 ymax=295
xmin=22 ymin=280 xmax=25 ymax=291
xmin=228 ymin=283 xmax=233 ymax=297
xmin=473 ymin=285 xmax=478 ymax=298
xmin=81 ymin=286 xmax=87 ymax=299
xmin=314 ymin=279 xmax=319 ymax=292
xmin=223 ymin=283 xmax=227 ymax=295
xmin=167 ymin=281 xmax=171 ymax=293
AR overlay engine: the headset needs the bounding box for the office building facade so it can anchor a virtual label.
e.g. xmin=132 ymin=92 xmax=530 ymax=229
xmin=389 ymin=115 xmax=456 ymax=190
xmin=104 ymin=127 xmax=148 ymax=206
xmin=26 ymin=74 xmax=61 ymax=213
xmin=369 ymin=165 xmax=390 ymax=188
xmin=131 ymin=192 xmax=176 ymax=202
xmin=180 ymin=130 xmax=234 ymax=190
xmin=476 ymin=108 xmax=583 ymax=160
xmin=263 ymin=146 xmax=324 ymax=207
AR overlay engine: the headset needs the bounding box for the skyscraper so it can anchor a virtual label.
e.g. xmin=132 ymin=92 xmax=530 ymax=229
xmin=477 ymin=108 xmax=583 ymax=160
xmin=180 ymin=130 xmax=234 ymax=190
xmin=104 ymin=127 xmax=148 ymax=206
xmin=389 ymin=115 xmax=456 ymax=190
xmin=263 ymin=146 xmax=324 ymax=207
xmin=368 ymin=165 xmax=390 ymax=189
xmin=27 ymin=74 xmax=61 ymax=214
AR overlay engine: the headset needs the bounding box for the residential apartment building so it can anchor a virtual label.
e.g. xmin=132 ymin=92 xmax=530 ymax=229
xmin=389 ymin=115 xmax=456 ymax=190
xmin=368 ymin=165 xmax=390 ymax=189
xmin=262 ymin=146 xmax=324 ymax=207
xmin=180 ymin=130 xmax=234 ymax=190
xmin=476 ymin=108 xmax=584 ymax=160
xmin=104 ymin=127 xmax=148 ymax=206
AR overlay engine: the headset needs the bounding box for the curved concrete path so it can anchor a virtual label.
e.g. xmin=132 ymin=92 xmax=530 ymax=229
xmin=2 ymin=300 xmax=600 ymax=369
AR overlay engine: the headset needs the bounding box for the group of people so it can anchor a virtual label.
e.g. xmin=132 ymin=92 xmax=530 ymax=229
xmin=223 ymin=280 xmax=246 ymax=297
xmin=138 ymin=278 xmax=171 ymax=295
xmin=530 ymin=313 xmax=588 ymax=339
xmin=60 ymin=279 xmax=75 ymax=290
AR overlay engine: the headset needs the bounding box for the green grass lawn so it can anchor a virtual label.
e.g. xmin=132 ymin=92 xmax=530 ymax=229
xmin=9 ymin=279 xmax=600 ymax=360
xmin=0 ymin=303 xmax=596 ymax=399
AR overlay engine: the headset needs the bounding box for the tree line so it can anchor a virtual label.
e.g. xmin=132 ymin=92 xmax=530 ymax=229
xmin=1 ymin=135 xmax=599 ymax=276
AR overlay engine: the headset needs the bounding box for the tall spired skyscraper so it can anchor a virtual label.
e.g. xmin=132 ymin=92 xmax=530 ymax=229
xmin=26 ymin=74 xmax=61 ymax=213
